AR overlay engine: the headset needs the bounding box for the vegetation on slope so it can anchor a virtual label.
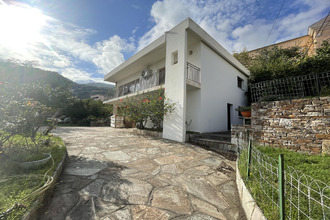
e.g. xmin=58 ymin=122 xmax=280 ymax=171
xmin=234 ymin=40 xmax=330 ymax=83
xmin=0 ymin=59 xmax=115 ymax=99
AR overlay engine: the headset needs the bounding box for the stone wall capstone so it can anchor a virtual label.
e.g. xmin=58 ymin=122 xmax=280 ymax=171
xmin=232 ymin=96 xmax=330 ymax=154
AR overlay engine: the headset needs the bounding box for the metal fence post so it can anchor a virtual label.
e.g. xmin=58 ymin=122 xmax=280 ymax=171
xmin=316 ymin=73 xmax=320 ymax=95
xmin=279 ymin=154 xmax=285 ymax=220
xmin=246 ymin=139 xmax=252 ymax=181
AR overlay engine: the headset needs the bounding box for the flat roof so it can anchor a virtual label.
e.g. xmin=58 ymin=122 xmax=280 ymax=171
xmin=104 ymin=17 xmax=249 ymax=83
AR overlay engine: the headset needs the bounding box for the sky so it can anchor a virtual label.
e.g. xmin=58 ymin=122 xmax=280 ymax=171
xmin=0 ymin=0 xmax=329 ymax=84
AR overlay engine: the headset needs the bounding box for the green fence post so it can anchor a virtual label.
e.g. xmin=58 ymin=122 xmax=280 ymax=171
xmin=246 ymin=140 xmax=252 ymax=181
xmin=279 ymin=154 xmax=285 ymax=220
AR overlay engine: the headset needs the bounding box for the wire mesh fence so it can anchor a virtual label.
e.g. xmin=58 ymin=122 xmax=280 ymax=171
xmin=237 ymin=141 xmax=330 ymax=220
xmin=250 ymin=72 xmax=330 ymax=103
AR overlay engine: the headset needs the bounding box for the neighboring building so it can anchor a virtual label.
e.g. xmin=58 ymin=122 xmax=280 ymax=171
xmin=104 ymin=18 xmax=249 ymax=142
xmin=248 ymin=15 xmax=330 ymax=57
xmin=91 ymin=94 xmax=105 ymax=101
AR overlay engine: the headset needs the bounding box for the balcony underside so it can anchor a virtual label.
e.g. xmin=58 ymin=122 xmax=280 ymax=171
xmin=187 ymin=79 xmax=201 ymax=88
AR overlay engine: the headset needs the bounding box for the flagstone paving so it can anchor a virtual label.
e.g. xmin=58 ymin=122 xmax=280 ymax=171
xmin=42 ymin=127 xmax=246 ymax=220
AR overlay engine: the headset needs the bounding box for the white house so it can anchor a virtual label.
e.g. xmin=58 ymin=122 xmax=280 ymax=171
xmin=104 ymin=18 xmax=249 ymax=142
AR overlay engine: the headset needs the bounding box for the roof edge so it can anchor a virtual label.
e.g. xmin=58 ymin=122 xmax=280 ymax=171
xmin=104 ymin=35 xmax=166 ymax=82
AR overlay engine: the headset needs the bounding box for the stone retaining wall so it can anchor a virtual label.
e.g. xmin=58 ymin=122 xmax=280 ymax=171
xmin=232 ymin=96 xmax=330 ymax=154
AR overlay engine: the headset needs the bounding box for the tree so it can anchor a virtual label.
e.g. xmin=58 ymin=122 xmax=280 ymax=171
xmin=0 ymin=83 xmax=54 ymax=153
xmin=248 ymin=46 xmax=303 ymax=83
xmin=234 ymin=41 xmax=330 ymax=84
xmin=63 ymin=98 xmax=112 ymax=124
xmin=301 ymin=40 xmax=330 ymax=74
xmin=233 ymin=49 xmax=253 ymax=68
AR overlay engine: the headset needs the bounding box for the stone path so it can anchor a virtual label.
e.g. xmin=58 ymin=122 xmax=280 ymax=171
xmin=42 ymin=127 xmax=246 ymax=220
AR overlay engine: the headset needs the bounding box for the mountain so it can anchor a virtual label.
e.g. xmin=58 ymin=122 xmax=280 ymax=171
xmin=0 ymin=59 xmax=115 ymax=99
xmin=85 ymin=82 xmax=115 ymax=88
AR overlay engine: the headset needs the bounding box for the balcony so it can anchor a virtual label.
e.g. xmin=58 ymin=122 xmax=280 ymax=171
xmin=104 ymin=69 xmax=165 ymax=103
xmin=186 ymin=62 xmax=201 ymax=88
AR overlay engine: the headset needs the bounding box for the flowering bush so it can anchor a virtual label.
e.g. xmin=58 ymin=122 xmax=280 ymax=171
xmin=0 ymin=83 xmax=54 ymax=154
xmin=117 ymin=88 xmax=175 ymax=131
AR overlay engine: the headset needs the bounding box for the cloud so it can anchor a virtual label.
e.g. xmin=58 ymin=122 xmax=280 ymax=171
xmin=138 ymin=0 xmax=330 ymax=52
xmin=93 ymin=35 xmax=135 ymax=74
xmin=0 ymin=1 xmax=134 ymax=83
xmin=1 ymin=0 xmax=329 ymax=84
xmin=137 ymin=0 xmax=259 ymax=51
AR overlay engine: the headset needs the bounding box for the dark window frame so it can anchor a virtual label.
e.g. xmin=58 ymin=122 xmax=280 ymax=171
xmin=237 ymin=76 xmax=243 ymax=89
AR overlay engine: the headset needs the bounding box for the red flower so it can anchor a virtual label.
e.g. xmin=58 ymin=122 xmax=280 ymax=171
xmin=147 ymin=100 xmax=150 ymax=103
xmin=120 ymin=99 xmax=122 ymax=101
xmin=127 ymin=106 xmax=129 ymax=108
xmin=159 ymin=97 xmax=162 ymax=100
xmin=143 ymin=99 xmax=146 ymax=102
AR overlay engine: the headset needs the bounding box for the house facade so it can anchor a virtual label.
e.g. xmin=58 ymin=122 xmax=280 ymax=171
xmin=248 ymin=15 xmax=330 ymax=57
xmin=104 ymin=18 xmax=249 ymax=142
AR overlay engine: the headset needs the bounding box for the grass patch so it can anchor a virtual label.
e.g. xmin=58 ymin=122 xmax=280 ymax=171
xmin=238 ymin=145 xmax=330 ymax=220
xmin=0 ymin=135 xmax=66 ymax=219
xmin=256 ymin=146 xmax=330 ymax=184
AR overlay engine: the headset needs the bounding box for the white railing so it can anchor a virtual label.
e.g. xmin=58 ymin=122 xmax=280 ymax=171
xmin=187 ymin=62 xmax=201 ymax=83
xmin=114 ymin=71 xmax=165 ymax=98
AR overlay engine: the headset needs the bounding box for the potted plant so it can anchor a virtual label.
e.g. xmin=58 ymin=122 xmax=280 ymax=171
xmin=15 ymin=150 xmax=52 ymax=170
xmin=235 ymin=106 xmax=251 ymax=118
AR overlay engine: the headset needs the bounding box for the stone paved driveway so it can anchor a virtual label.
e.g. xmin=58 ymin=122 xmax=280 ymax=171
xmin=42 ymin=127 xmax=245 ymax=220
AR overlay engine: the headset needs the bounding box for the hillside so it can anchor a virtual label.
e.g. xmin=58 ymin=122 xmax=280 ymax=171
xmin=86 ymin=82 xmax=114 ymax=88
xmin=0 ymin=59 xmax=114 ymax=99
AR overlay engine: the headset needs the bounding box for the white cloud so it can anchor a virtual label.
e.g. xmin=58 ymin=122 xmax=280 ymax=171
xmin=1 ymin=0 xmax=329 ymax=84
xmin=60 ymin=68 xmax=96 ymax=83
xmin=137 ymin=0 xmax=258 ymax=51
xmin=93 ymin=35 xmax=135 ymax=74
xmin=0 ymin=1 xmax=134 ymax=83
xmin=138 ymin=0 xmax=330 ymax=52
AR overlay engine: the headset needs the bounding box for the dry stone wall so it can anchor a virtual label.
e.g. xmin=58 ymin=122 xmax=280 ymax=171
xmin=232 ymin=96 xmax=330 ymax=154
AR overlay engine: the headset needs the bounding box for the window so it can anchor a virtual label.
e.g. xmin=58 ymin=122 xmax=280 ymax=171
xmin=172 ymin=51 xmax=178 ymax=65
xmin=158 ymin=68 xmax=165 ymax=85
xmin=120 ymin=79 xmax=140 ymax=96
xmin=237 ymin=76 xmax=243 ymax=89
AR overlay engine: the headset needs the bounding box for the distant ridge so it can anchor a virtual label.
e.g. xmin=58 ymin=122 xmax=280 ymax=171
xmin=0 ymin=59 xmax=114 ymax=99
xmin=85 ymin=82 xmax=115 ymax=88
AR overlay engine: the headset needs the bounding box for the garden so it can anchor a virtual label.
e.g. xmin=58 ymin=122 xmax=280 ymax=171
xmin=233 ymin=41 xmax=330 ymax=219
xmin=238 ymin=142 xmax=330 ymax=220
xmin=0 ymin=82 xmax=67 ymax=219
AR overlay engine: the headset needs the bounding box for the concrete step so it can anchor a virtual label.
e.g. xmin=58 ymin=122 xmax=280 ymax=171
xmin=190 ymin=137 xmax=237 ymax=154
xmin=195 ymin=132 xmax=231 ymax=142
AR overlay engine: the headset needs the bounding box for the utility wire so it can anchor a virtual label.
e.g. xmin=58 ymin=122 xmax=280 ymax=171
xmin=264 ymin=0 xmax=286 ymax=46
xmin=302 ymin=11 xmax=330 ymax=59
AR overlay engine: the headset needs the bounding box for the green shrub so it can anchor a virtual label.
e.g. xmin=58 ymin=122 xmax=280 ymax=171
xmin=320 ymin=85 xmax=330 ymax=96
xmin=117 ymin=88 xmax=175 ymax=131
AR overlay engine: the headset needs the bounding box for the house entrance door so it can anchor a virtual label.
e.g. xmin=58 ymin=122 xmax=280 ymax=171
xmin=227 ymin=103 xmax=232 ymax=130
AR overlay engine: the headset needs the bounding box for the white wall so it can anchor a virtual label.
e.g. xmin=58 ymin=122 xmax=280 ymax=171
xmin=186 ymin=86 xmax=201 ymax=132
xmin=199 ymin=42 xmax=248 ymax=133
xmin=186 ymin=40 xmax=202 ymax=132
xmin=162 ymin=21 xmax=188 ymax=142
xmin=187 ymin=40 xmax=201 ymax=67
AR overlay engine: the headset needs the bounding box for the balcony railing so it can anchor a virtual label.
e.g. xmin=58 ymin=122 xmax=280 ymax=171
xmin=186 ymin=62 xmax=201 ymax=84
xmin=113 ymin=70 xmax=165 ymax=98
